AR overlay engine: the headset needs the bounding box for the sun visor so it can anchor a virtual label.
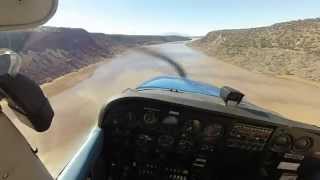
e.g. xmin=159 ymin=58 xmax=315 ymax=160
xmin=0 ymin=0 xmax=58 ymax=31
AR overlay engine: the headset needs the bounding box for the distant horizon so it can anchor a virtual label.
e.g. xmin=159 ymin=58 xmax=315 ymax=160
xmin=44 ymin=17 xmax=320 ymax=37
xmin=46 ymin=0 xmax=320 ymax=36
xmin=46 ymin=18 xmax=320 ymax=37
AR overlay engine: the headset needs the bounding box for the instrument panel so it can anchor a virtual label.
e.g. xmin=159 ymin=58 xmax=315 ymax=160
xmin=106 ymin=105 xmax=228 ymax=154
xmin=104 ymin=101 xmax=277 ymax=154
xmin=102 ymin=98 xmax=320 ymax=180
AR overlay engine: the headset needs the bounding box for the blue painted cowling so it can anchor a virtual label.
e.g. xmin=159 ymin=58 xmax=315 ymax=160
xmin=137 ymin=76 xmax=221 ymax=97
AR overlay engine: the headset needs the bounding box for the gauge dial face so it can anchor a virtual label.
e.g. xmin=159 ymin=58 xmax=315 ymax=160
xmin=192 ymin=120 xmax=201 ymax=133
xmin=203 ymin=123 xmax=224 ymax=142
xmin=162 ymin=116 xmax=179 ymax=125
xmin=293 ymin=137 xmax=313 ymax=152
xmin=158 ymin=135 xmax=175 ymax=147
xmin=178 ymin=139 xmax=193 ymax=152
xmin=111 ymin=111 xmax=136 ymax=127
xmin=136 ymin=134 xmax=153 ymax=146
xmin=271 ymin=134 xmax=292 ymax=152
xmin=143 ymin=111 xmax=159 ymax=125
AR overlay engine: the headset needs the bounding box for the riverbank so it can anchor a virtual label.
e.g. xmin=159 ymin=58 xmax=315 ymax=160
xmin=41 ymin=60 xmax=109 ymax=97
xmin=188 ymin=55 xmax=320 ymax=127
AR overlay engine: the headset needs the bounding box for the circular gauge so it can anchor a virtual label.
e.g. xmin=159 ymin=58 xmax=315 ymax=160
xmin=111 ymin=111 xmax=136 ymax=126
xmin=143 ymin=111 xmax=159 ymax=125
xmin=158 ymin=135 xmax=175 ymax=147
xmin=203 ymin=123 xmax=224 ymax=140
xmin=271 ymin=134 xmax=292 ymax=152
xmin=192 ymin=120 xmax=202 ymax=133
xmin=177 ymin=139 xmax=193 ymax=152
xmin=136 ymin=134 xmax=153 ymax=146
xmin=293 ymin=137 xmax=313 ymax=152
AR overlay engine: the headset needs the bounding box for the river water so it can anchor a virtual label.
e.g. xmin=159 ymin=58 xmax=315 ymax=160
xmin=12 ymin=41 xmax=320 ymax=177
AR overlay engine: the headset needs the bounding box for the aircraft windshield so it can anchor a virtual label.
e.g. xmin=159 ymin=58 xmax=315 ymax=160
xmin=0 ymin=0 xmax=320 ymax=177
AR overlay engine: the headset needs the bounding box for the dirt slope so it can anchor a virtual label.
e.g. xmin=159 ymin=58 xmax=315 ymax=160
xmin=190 ymin=18 xmax=320 ymax=82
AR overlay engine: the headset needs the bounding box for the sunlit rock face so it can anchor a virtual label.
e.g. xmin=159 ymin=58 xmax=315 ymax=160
xmin=0 ymin=27 xmax=190 ymax=84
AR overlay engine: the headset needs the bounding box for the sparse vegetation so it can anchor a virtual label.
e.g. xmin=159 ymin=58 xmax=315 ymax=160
xmin=190 ymin=18 xmax=320 ymax=82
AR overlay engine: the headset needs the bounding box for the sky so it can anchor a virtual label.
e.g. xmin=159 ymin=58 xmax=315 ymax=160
xmin=46 ymin=0 xmax=320 ymax=36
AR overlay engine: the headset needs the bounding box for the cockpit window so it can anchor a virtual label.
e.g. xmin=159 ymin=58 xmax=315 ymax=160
xmin=1 ymin=0 xmax=320 ymax=177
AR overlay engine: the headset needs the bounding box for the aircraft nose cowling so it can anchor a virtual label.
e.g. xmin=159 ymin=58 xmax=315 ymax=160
xmin=137 ymin=76 xmax=221 ymax=97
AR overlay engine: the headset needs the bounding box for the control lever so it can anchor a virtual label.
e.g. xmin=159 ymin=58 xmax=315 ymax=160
xmin=220 ymin=86 xmax=244 ymax=106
